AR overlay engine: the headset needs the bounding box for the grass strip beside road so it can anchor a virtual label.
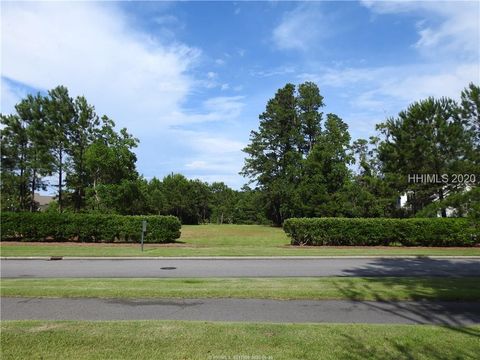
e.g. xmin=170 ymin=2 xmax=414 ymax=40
xmin=2 ymin=277 xmax=480 ymax=301
xmin=2 ymin=224 xmax=480 ymax=257
xmin=2 ymin=244 xmax=480 ymax=257
xmin=2 ymin=320 xmax=479 ymax=360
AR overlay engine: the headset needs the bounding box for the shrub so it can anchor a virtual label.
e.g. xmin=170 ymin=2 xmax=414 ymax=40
xmin=283 ymin=217 xmax=477 ymax=247
xmin=0 ymin=212 xmax=181 ymax=243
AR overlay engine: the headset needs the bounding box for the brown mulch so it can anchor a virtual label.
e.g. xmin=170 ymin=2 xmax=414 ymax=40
xmin=0 ymin=241 xmax=193 ymax=248
xmin=281 ymin=244 xmax=478 ymax=249
xmin=1 ymin=242 xmax=477 ymax=249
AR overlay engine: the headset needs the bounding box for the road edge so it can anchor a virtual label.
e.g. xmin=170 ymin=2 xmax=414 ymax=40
xmin=2 ymin=256 xmax=480 ymax=260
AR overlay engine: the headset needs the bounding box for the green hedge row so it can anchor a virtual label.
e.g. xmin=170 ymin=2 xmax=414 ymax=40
xmin=283 ymin=218 xmax=478 ymax=247
xmin=1 ymin=212 xmax=181 ymax=243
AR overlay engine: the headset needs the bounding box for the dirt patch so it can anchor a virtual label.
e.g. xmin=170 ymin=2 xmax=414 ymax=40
xmin=28 ymin=323 xmax=65 ymax=333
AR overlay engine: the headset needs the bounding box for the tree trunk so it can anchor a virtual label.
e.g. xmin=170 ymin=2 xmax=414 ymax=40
xmin=30 ymin=168 xmax=36 ymax=212
xmin=93 ymin=177 xmax=100 ymax=210
xmin=19 ymin=145 xmax=27 ymax=211
xmin=75 ymin=148 xmax=85 ymax=212
xmin=58 ymin=149 xmax=63 ymax=213
xmin=308 ymin=135 xmax=314 ymax=155
xmin=19 ymin=159 xmax=25 ymax=211
xmin=439 ymin=188 xmax=447 ymax=218
xmin=273 ymin=199 xmax=282 ymax=226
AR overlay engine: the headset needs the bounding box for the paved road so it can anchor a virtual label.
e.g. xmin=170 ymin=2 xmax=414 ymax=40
xmin=2 ymin=258 xmax=480 ymax=278
xmin=2 ymin=297 xmax=479 ymax=324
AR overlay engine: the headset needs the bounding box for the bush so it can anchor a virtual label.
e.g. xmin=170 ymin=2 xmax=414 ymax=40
xmin=283 ymin=217 xmax=477 ymax=247
xmin=0 ymin=212 xmax=181 ymax=243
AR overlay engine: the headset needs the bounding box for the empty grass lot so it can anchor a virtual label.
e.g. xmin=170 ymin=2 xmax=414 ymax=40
xmin=2 ymin=321 xmax=479 ymax=360
xmin=2 ymin=277 xmax=480 ymax=301
xmin=2 ymin=224 xmax=479 ymax=257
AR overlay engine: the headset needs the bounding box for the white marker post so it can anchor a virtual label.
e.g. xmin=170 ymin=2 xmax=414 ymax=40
xmin=141 ymin=220 xmax=147 ymax=252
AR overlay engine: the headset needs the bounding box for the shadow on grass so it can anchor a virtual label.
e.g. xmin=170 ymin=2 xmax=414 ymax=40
xmin=336 ymin=331 xmax=478 ymax=360
xmin=335 ymin=257 xmax=480 ymax=340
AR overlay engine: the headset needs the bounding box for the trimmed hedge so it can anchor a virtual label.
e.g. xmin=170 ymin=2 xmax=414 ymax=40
xmin=1 ymin=212 xmax=181 ymax=243
xmin=283 ymin=218 xmax=478 ymax=247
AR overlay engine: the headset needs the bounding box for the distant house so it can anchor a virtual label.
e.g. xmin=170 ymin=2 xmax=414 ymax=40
xmin=397 ymin=186 xmax=472 ymax=217
xmin=33 ymin=193 xmax=55 ymax=211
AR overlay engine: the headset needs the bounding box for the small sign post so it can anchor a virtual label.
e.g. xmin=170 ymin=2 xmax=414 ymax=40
xmin=141 ymin=220 xmax=147 ymax=252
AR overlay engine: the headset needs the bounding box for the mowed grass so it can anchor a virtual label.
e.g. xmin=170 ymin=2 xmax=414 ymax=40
xmin=2 ymin=224 xmax=480 ymax=257
xmin=2 ymin=320 xmax=479 ymax=360
xmin=2 ymin=277 xmax=480 ymax=301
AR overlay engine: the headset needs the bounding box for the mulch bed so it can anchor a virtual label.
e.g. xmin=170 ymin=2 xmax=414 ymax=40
xmin=0 ymin=241 xmax=193 ymax=248
xmin=282 ymin=244 xmax=479 ymax=249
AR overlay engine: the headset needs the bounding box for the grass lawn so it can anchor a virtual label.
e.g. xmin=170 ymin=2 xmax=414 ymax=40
xmin=2 ymin=320 xmax=479 ymax=360
xmin=2 ymin=277 xmax=480 ymax=301
xmin=2 ymin=224 xmax=479 ymax=257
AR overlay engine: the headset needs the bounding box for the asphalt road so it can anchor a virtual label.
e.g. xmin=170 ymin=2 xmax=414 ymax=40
xmin=2 ymin=297 xmax=479 ymax=324
xmin=2 ymin=258 xmax=480 ymax=278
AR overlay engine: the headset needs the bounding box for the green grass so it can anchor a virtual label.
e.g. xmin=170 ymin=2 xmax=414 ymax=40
xmin=2 ymin=224 xmax=480 ymax=257
xmin=2 ymin=320 xmax=479 ymax=360
xmin=2 ymin=277 xmax=480 ymax=301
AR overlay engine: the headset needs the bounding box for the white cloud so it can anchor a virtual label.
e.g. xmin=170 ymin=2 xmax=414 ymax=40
xmin=185 ymin=158 xmax=239 ymax=173
xmin=302 ymin=67 xmax=384 ymax=87
xmin=272 ymin=4 xmax=330 ymax=51
xmin=179 ymin=130 xmax=246 ymax=165
xmin=1 ymin=2 xmax=248 ymax=189
xmin=201 ymin=71 xmax=228 ymax=90
xmin=297 ymin=62 xmax=478 ymax=145
xmin=185 ymin=160 xmax=209 ymax=169
xmin=180 ymin=130 xmax=246 ymax=187
xmin=302 ymin=62 xmax=478 ymax=112
xmin=174 ymin=96 xmax=245 ymax=125
xmin=380 ymin=64 xmax=478 ymax=102
xmin=250 ymin=66 xmax=296 ymax=78
xmin=204 ymin=96 xmax=244 ymax=117
xmin=207 ymin=71 xmax=218 ymax=79
xmin=189 ymin=134 xmax=245 ymax=154
xmin=361 ymin=0 xmax=480 ymax=59
xmin=356 ymin=1 xmax=480 ymax=111
xmin=1 ymin=1 xmax=199 ymax=132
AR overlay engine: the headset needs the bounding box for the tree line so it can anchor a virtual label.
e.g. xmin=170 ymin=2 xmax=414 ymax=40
xmin=0 ymin=87 xmax=266 ymax=224
xmin=1 ymin=82 xmax=478 ymax=225
xmin=242 ymin=82 xmax=479 ymax=225
xmin=1 ymin=86 xmax=138 ymax=213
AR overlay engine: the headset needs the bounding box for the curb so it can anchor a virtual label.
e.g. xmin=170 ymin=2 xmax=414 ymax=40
xmin=2 ymin=256 xmax=480 ymax=260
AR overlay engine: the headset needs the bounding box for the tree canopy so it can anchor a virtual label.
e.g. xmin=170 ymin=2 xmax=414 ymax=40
xmin=2 ymin=82 xmax=478 ymax=224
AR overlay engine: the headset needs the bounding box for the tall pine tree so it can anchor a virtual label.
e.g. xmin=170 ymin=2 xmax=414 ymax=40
xmin=242 ymin=82 xmax=325 ymax=225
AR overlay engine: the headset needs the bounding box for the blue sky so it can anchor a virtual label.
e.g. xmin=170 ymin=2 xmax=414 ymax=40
xmin=2 ymin=1 xmax=479 ymax=190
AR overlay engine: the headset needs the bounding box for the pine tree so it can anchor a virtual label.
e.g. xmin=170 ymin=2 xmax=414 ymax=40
xmin=44 ymin=86 xmax=76 ymax=212
xmin=377 ymin=97 xmax=470 ymax=216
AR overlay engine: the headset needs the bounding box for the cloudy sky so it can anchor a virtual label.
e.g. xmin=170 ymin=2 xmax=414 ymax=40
xmin=2 ymin=1 xmax=479 ymax=190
